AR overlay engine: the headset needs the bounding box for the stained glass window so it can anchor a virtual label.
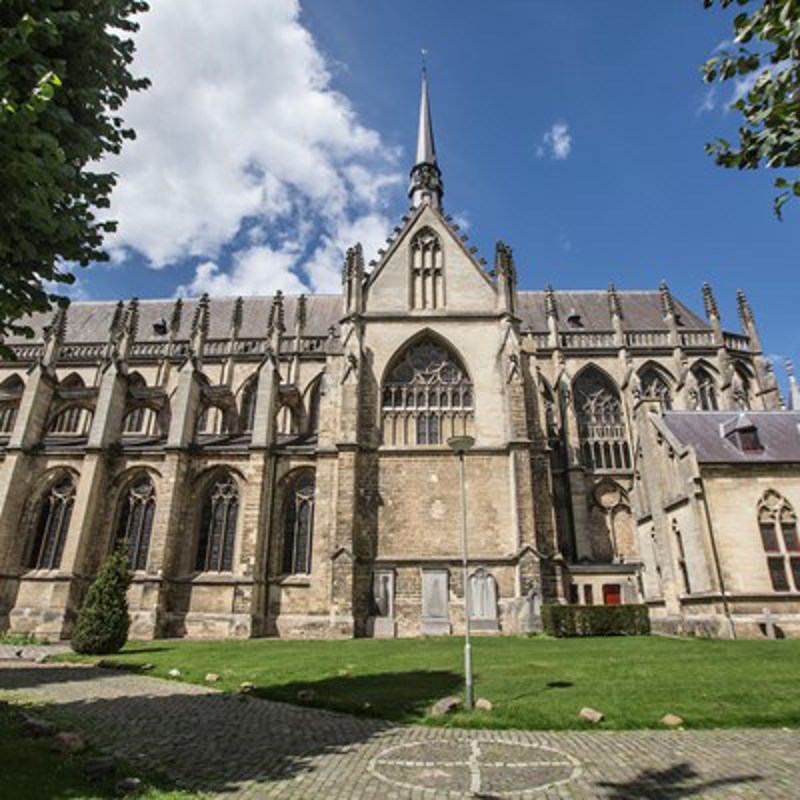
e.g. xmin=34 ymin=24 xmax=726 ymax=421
xmin=282 ymin=472 xmax=315 ymax=574
xmin=29 ymin=477 xmax=75 ymax=569
xmin=196 ymin=475 xmax=238 ymax=572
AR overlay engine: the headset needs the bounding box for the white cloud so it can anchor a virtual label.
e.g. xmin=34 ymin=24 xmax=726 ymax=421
xmin=179 ymin=244 xmax=308 ymax=297
xmin=305 ymin=212 xmax=393 ymax=292
xmin=697 ymin=86 xmax=717 ymax=115
xmin=105 ymin=0 xmax=402 ymax=295
xmin=537 ymin=121 xmax=572 ymax=161
xmin=450 ymin=211 xmax=471 ymax=232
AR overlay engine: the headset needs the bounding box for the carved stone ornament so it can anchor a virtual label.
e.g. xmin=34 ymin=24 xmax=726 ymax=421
xmin=593 ymin=478 xmax=624 ymax=511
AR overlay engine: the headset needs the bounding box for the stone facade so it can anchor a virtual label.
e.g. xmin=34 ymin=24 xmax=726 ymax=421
xmin=0 ymin=74 xmax=794 ymax=641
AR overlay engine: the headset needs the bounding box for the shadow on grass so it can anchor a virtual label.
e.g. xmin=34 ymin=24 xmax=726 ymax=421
xmin=254 ymin=669 xmax=462 ymax=722
xmin=0 ymin=665 xmax=463 ymax=795
xmin=0 ymin=663 xmax=125 ymax=688
xmin=596 ymin=762 xmax=763 ymax=799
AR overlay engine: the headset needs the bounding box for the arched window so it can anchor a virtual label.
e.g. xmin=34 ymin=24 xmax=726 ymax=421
xmin=196 ymin=404 xmax=230 ymax=437
xmin=0 ymin=375 xmax=24 ymax=435
xmin=282 ymin=471 xmax=315 ymax=574
xmin=122 ymin=374 xmax=155 ymax=435
xmin=48 ymin=406 xmax=93 ymax=435
xmin=195 ymin=474 xmax=238 ymax=572
xmin=732 ymin=367 xmax=752 ymax=411
xmin=239 ymin=378 xmax=257 ymax=433
xmin=114 ymin=476 xmax=156 ymax=570
xmin=758 ymin=490 xmax=799 ymax=592
xmin=382 ymin=336 xmax=473 ymax=446
xmin=306 ymin=378 xmax=322 ymax=435
xmin=122 ymin=406 xmax=159 ymax=436
xmin=28 ymin=477 xmax=75 ymax=569
xmin=639 ymin=366 xmax=672 ymax=409
xmin=541 ymin=381 xmax=558 ymax=441
xmin=692 ymin=365 xmax=718 ymax=411
xmin=574 ymin=367 xmax=630 ymax=471
xmin=410 ymin=227 xmax=444 ymax=310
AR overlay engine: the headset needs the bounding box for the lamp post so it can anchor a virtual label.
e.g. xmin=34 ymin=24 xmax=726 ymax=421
xmin=447 ymin=434 xmax=475 ymax=710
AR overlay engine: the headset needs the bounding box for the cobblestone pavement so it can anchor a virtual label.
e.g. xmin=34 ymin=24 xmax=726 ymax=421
xmin=1 ymin=662 xmax=797 ymax=799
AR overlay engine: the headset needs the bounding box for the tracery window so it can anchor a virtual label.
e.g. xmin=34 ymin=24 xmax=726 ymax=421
xmin=410 ymin=227 xmax=444 ymax=310
xmin=639 ymin=367 xmax=672 ymax=410
xmin=0 ymin=375 xmax=24 ymax=435
xmin=115 ymin=476 xmax=156 ymax=570
xmin=758 ymin=490 xmax=799 ymax=592
xmin=28 ymin=477 xmax=75 ymax=569
xmin=381 ymin=337 xmax=473 ymax=446
xmin=282 ymin=471 xmax=315 ymax=574
xmin=692 ymin=365 xmax=718 ymax=411
xmin=574 ymin=368 xmax=630 ymax=471
xmin=195 ymin=474 xmax=238 ymax=572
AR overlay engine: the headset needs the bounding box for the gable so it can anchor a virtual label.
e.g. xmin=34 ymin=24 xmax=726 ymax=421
xmin=365 ymin=204 xmax=496 ymax=314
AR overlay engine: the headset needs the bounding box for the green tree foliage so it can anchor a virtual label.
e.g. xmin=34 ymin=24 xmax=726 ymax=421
xmin=0 ymin=1 xmax=149 ymax=348
xmin=702 ymin=0 xmax=800 ymax=218
xmin=71 ymin=544 xmax=132 ymax=655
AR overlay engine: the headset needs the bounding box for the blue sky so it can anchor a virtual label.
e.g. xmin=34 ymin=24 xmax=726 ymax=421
xmin=78 ymin=1 xmax=798 ymax=382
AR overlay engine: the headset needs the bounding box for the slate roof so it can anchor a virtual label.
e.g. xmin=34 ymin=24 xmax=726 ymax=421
xmin=516 ymin=291 xmax=709 ymax=333
xmin=662 ymin=411 xmax=800 ymax=464
xmin=7 ymin=295 xmax=343 ymax=344
xmin=6 ymin=289 xmax=711 ymax=345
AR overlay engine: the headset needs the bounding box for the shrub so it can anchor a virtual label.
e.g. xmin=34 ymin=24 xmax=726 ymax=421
xmin=71 ymin=545 xmax=132 ymax=655
xmin=542 ymin=603 xmax=650 ymax=638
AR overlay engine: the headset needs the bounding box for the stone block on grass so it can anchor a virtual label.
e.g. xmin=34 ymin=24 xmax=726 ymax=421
xmin=579 ymin=706 xmax=605 ymax=724
xmin=431 ymin=696 xmax=462 ymax=717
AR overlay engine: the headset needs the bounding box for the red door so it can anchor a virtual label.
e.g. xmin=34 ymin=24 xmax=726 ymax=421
xmin=603 ymin=583 xmax=622 ymax=605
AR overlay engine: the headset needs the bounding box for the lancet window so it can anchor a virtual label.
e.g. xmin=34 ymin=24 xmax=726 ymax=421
xmin=410 ymin=228 xmax=444 ymax=310
xmin=574 ymin=368 xmax=631 ymax=471
xmin=306 ymin=379 xmax=322 ymax=435
xmin=28 ymin=477 xmax=75 ymax=570
xmin=0 ymin=375 xmax=24 ymax=435
xmin=692 ymin=365 xmax=718 ymax=411
xmin=115 ymin=476 xmax=156 ymax=571
xmin=382 ymin=337 xmax=473 ymax=446
xmin=282 ymin=471 xmax=315 ymax=574
xmin=732 ymin=367 xmax=752 ymax=411
xmin=195 ymin=474 xmax=238 ymax=572
xmin=639 ymin=367 xmax=672 ymax=409
xmin=239 ymin=378 xmax=257 ymax=433
xmin=758 ymin=491 xmax=799 ymax=592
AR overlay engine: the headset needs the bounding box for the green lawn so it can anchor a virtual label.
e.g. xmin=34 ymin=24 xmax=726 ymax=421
xmin=63 ymin=635 xmax=800 ymax=731
xmin=0 ymin=702 xmax=199 ymax=800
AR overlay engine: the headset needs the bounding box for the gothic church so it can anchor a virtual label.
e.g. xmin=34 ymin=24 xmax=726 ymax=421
xmin=1 ymin=73 xmax=799 ymax=641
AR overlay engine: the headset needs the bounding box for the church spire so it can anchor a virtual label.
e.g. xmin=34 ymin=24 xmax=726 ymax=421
xmin=409 ymin=66 xmax=444 ymax=209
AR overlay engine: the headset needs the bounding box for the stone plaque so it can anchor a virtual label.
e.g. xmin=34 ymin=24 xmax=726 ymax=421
xmin=468 ymin=568 xmax=498 ymax=632
xmin=421 ymin=569 xmax=450 ymax=635
xmin=368 ymin=570 xmax=396 ymax=638
xmin=371 ymin=571 xmax=394 ymax=618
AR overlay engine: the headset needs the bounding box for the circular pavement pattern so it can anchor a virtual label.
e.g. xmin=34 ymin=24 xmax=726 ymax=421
xmin=368 ymin=738 xmax=582 ymax=797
